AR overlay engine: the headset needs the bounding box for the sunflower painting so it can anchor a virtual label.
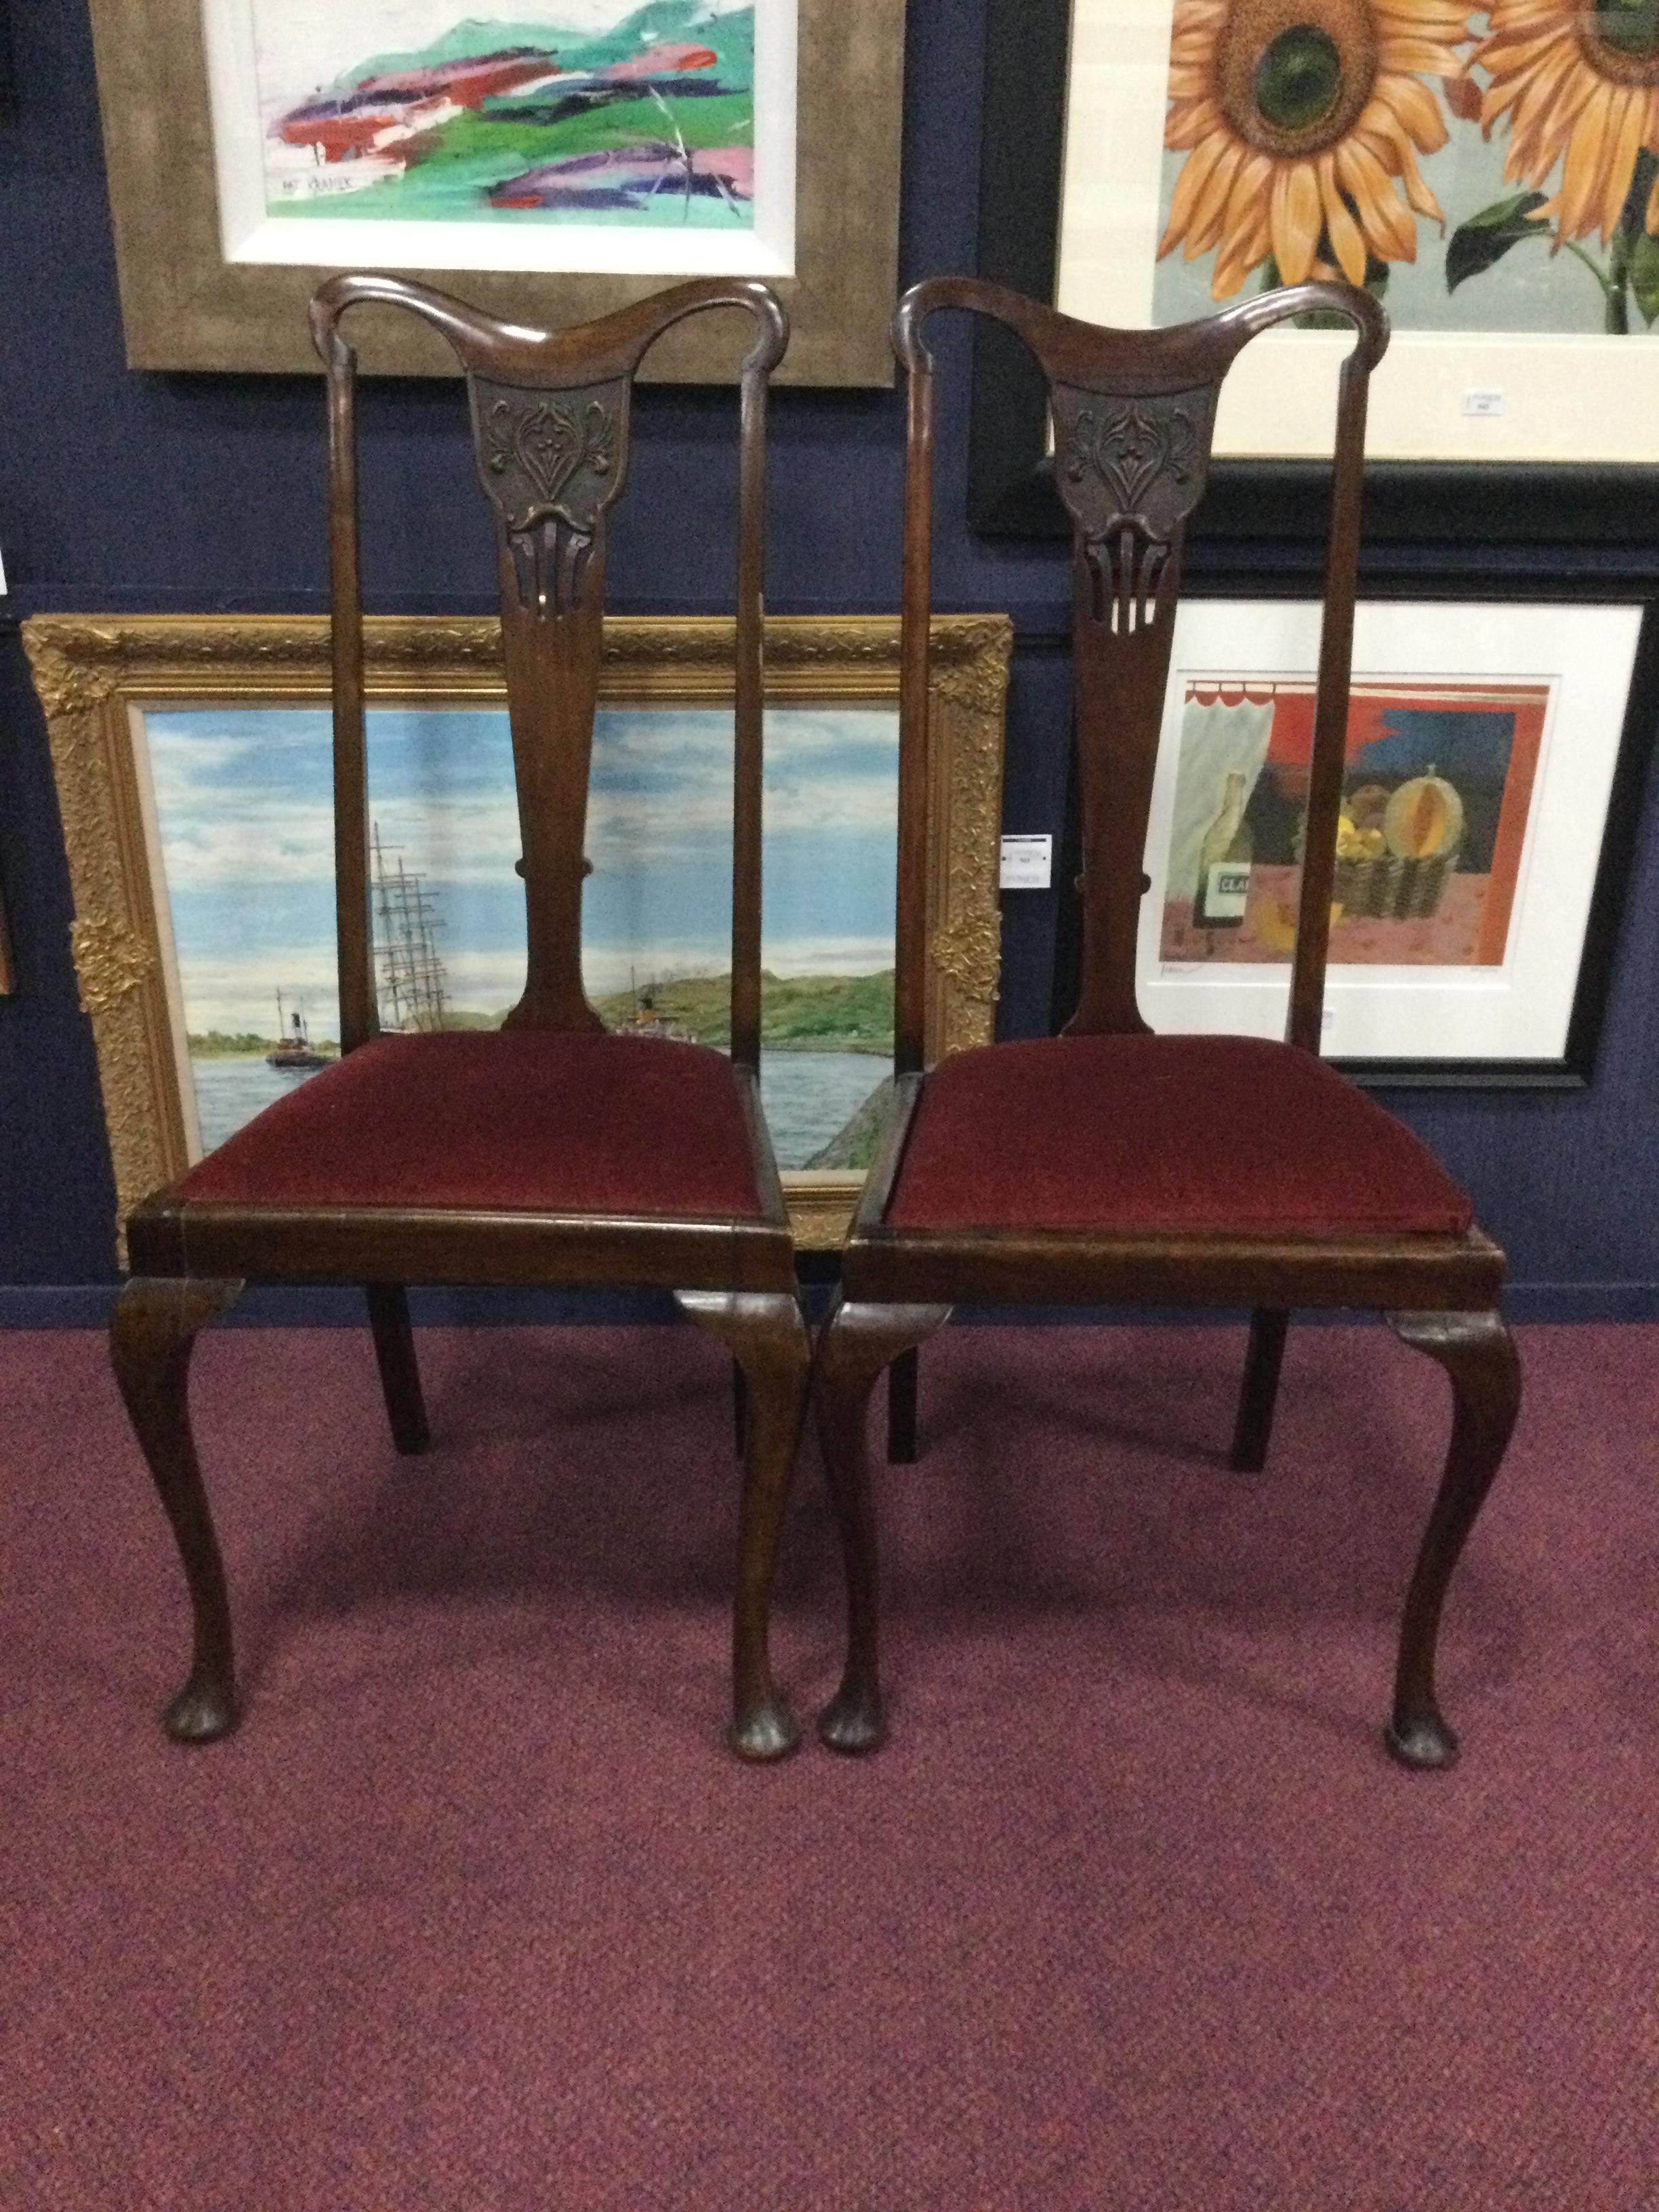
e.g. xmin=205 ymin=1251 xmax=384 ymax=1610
xmin=1151 ymin=0 xmax=1659 ymax=332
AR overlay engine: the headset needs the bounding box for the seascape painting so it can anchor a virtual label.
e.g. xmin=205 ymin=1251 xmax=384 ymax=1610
xmin=1158 ymin=677 xmax=1549 ymax=969
xmin=253 ymin=0 xmax=758 ymax=228
xmin=140 ymin=701 xmax=895 ymax=1171
xmin=1151 ymin=0 xmax=1659 ymax=334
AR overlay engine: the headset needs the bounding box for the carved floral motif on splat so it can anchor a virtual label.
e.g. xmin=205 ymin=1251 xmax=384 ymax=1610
xmin=1050 ymin=384 xmax=1218 ymax=632
xmin=469 ymin=375 xmax=629 ymax=618
xmin=484 ymin=396 xmax=616 ymax=533
xmin=1054 ymin=388 xmax=1214 ymax=539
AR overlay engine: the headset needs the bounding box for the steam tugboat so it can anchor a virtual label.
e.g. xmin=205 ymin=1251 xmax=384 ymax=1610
xmin=617 ymin=972 xmax=694 ymax=1042
xmin=266 ymin=991 xmax=329 ymax=1071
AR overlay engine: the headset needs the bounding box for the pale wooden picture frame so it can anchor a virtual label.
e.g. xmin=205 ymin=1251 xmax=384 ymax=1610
xmin=85 ymin=0 xmax=905 ymax=384
xmin=23 ymin=613 xmax=1010 ymax=1256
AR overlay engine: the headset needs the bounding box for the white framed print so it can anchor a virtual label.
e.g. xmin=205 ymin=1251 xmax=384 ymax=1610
xmin=1054 ymin=0 xmax=1659 ymax=462
xmin=1136 ymin=592 xmax=1657 ymax=1078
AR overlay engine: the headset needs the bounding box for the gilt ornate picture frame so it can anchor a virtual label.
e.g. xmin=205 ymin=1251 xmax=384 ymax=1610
xmin=24 ymin=614 xmax=1009 ymax=1256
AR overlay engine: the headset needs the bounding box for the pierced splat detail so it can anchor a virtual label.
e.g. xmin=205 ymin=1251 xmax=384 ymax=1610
xmin=1052 ymin=384 xmax=1218 ymax=634
xmin=468 ymin=374 xmax=630 ymax=619
xmin=1084 ymin=530 xmax=1172 ymax=636
xmin=506 ymin=517 xmax=601 ymax=620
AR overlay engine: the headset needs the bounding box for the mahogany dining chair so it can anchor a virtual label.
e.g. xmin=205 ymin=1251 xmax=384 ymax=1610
xmin=812 ymin=274 xmax=1521 ymax=1768
xmin=110 ymin=275 xmax=811 ymax=1762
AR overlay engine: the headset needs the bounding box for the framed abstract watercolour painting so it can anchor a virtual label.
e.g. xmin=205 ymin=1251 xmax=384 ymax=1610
xmin=85 ymin=0 xmax=905 ymax=382
xmin=968 ymin=0 xmax=1659 ymax=532
xmin=203 ymin=0 xmax=793 ymax=278
xmin=23 ymin=614 xmax=1009 ymax=1256
xmin=1122 ymin=591 xmax=1658 ymax=1082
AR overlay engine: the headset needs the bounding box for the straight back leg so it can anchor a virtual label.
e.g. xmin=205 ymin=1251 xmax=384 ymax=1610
xmin=814 ymin=1295 xmax=951 ymax=1753
xmin=110 ymin=1276 xmax=245 ymax=1742
xmin=1385 ymin=1309 xmax=1521 ymax=1767
xmin=886 ymin=1345 xmax=920 ymax=1464
xmin=365 ymin=1283 xmax=430 ymax=1456
xmin=1230 ymin=1307 xmax=1290 ymax=1472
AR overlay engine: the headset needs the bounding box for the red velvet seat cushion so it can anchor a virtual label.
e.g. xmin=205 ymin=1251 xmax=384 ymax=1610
xmin=171 ymin=1032 xmax=764 ymax=1219
xmin=885 ymin=1035 xmax=1473 ymax=1237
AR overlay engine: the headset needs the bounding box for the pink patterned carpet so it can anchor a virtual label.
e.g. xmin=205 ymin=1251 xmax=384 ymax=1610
xmin=3 ymin=1319 xmax=1655 ymax=2209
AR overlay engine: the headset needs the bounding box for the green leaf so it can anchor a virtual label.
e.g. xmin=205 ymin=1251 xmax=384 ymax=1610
xmin=1631 ymin=229 xmax=1659 ymax=327
xmin=1445 ymin=192 xmax=1551 ymax=292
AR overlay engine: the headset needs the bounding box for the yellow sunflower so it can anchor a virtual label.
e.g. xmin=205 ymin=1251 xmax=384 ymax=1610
xmin=1159 ymin=0 xmax=1469 ymax=296
xmin=1473 ymin=0 xmax=1659 ymax=243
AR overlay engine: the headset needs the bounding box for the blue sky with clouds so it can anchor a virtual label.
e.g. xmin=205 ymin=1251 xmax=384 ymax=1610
xmin=142 ymin=702 xmax=897 ymax=1036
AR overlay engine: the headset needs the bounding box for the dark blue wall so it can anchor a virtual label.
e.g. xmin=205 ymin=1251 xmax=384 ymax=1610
xmin=1 ymin=1 xmax=1656 ymax=1304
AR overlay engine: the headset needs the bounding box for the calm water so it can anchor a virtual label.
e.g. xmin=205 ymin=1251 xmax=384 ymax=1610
xmin=191 ymin=1057 xmax=327 ymax=1151
xmin=190 ymin=1048 xmax=884 ymax=1170
xmin=757 ymin=1052 xmax=885 ymax=1169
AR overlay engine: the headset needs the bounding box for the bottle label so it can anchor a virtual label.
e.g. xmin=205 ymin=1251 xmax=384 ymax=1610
xmin=1202 ymin=863 xmax=1250 ymax=921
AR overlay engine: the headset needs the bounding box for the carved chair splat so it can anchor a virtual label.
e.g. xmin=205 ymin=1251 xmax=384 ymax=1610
xmin=113 ymin=274 xmax=811 ymax=1761
xmin=817 ymin=274 xmax=1520 ymax=1767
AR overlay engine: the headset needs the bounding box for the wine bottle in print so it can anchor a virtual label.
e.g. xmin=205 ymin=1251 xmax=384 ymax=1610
xmin=1193 ymin=769 xmax=1252 ymax=929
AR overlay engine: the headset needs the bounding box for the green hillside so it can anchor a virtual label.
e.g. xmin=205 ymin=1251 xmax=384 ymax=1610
xmin=188 ymin=1031 xmax=340 ymax=1058
xmin=185 ymin=971 xmax=891 ymax=1054
xmin=591 ymin=970 xmax=893 ymax=1053
xmin=803 ymin=1077 xmax=893 ymax=1171
xmin=188 ymin=1030 xmax=279 ymax=1058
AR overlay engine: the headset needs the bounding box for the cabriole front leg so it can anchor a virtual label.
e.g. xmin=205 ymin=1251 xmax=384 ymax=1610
xmin=814 ymin=1295 xmax=950 ymax=1755
xmin=1385 ymin=1309 xmax=1521 ymax=1769
xmin=677 ymin=1290 xmax=813 ymax=1762
xmin=110 ymin=1276 xmax=245 ymax=1743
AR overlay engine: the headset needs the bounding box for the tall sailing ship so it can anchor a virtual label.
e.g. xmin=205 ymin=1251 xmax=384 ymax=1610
xmin=372 ymin=822 xmax=449 ymax=1030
